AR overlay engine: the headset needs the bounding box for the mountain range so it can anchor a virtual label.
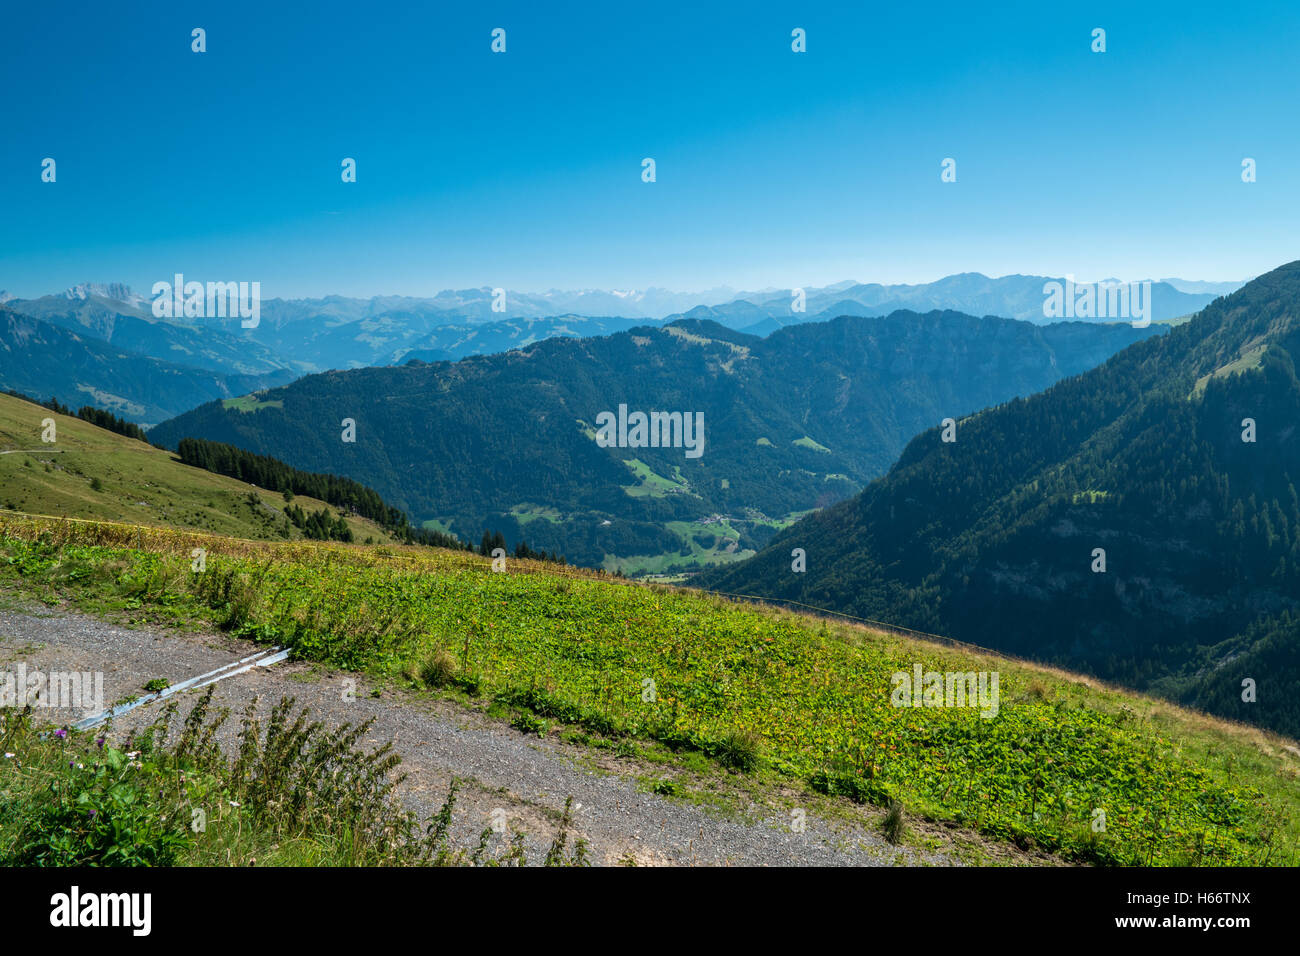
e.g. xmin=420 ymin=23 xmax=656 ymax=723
xmin=0 ymin=307 xmax=294 ymax=424
xmin=662 ymin=273 xmax=1234 ymax=337
xmin=147 ymin=311 xmax=1160 ymax=570
xmin=0 ymin=272 xmax=1236 ymax=389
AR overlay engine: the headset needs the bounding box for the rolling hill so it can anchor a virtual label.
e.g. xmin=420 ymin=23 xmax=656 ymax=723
xmin=147 ymin=311 xmax=1161 ymax=570
xmin=0 ymin=391 xmax=401 ymax=544
xmin=702 ymin=260 xmax=1300 ymax=738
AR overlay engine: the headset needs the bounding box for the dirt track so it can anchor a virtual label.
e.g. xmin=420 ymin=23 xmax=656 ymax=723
xmin=0 ymin=602 xmax=955 ymax=867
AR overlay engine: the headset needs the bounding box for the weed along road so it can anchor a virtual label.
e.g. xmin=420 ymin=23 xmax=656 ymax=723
xmin=0 ymin=603 xmax=957 ymax=867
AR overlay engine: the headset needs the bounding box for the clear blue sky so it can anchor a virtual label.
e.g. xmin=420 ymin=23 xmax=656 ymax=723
xmin=2 ymin=0 xmax=1296 ymax=298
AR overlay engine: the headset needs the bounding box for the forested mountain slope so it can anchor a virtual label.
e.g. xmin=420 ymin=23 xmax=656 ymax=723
xmin=703 ymin=261 xmax=1300 ymax=737
xmin=148 ymin=311 xmax=1157 ymax=569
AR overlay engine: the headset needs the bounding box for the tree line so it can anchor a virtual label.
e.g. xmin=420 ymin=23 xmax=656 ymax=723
xmin=177 ymin=436 xmax=564 ymax=563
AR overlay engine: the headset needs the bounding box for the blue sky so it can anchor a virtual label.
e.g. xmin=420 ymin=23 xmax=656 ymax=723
xmin=2 ymin=0 xmax=1297 ymax=298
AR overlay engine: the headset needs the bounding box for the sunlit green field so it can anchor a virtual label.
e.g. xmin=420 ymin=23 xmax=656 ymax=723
xmin=3 ymin=513 xmax=1297 ymax=866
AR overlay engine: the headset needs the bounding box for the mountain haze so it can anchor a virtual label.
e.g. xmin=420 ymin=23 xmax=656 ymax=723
xmin=2 ymin=272 xmax=1226 ymax=380
xmin=7 ymin=288 xmax=292 ymax=378
xmin=0 ymin=307 xmax=295 ymax=425
xmin=667 ymin=273 xmax=1225 ymax=334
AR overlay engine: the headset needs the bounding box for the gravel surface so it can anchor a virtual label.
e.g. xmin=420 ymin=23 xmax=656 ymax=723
xmin=0 ymin=604 xmax=956 ymax=867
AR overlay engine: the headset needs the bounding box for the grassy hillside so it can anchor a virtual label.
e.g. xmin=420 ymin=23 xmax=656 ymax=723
xmin=0 ymin=392 xmax=399 ymax=544
xmin=2 ymin=513 xmax=1296 ymax=866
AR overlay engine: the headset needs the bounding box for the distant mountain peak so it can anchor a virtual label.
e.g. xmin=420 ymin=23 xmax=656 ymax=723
xmin=63 ymin=282 xmax=147 ymax=308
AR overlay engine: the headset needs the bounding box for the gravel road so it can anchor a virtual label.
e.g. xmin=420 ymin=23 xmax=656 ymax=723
xmin=0 ymin=603 xmax=956 ymax=867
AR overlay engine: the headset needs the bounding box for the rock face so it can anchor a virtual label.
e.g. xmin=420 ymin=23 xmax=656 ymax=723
xmin=64 ymin=282 xmax=142 ymax=306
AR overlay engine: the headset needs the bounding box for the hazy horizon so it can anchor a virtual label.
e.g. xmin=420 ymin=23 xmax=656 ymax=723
xmin=0 ymin=270 xmax=1260 ymax=307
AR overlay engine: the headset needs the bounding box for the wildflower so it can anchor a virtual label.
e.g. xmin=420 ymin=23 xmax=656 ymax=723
xmin=96 ymin=737 xmax=106 ymax=749
xmin=3 ymin=753 xmax=14 ymax=759
xmin=87 ymin=809 xmax=97 ymax=819
xmin=54 ymin=728 xmax=67 ymax=739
